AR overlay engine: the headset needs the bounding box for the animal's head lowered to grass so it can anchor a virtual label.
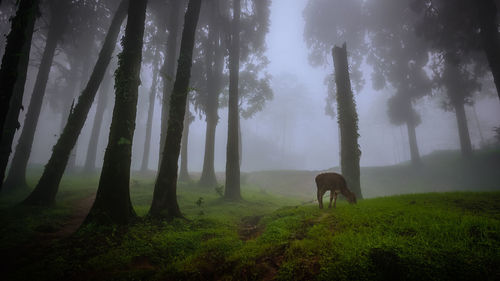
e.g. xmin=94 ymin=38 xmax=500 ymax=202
xmin=315 ymin=172 xmax=357 ymax=208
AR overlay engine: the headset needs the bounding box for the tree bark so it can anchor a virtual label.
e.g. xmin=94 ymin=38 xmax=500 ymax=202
xmin=224 ymin=0 xmax=242 ymax=200
xmin=159 ymin=0 xmax=184 ymax=171
xmin=59 ymin=61 xmax=82 ymax=174
xmin=22 ymin=0 xmax=129 ymax=206
xmin=0 ymin=0 xmax=38 ymax=160
xmin=200 ymin=0 xmax=223 ymax=187
xmin=406 ymin=118 xmax=421 ymax=167
xmin=178 ymin=104 xmax=191 ymax=182
xmin=149 ymin=0 xmax=201 ymax=219
xmin=477 ymin=0 xmax=500 ymax=102
xmin=0 ymin=0 xmax=38 ymax=191
xmin=83 ymin=70 xmax=113 ymax=173
xmin=453 ymin=100 xmax=473 ymax=158
xmin=332 ymin=43 xmax=362 ymax=199
xmin=140 ymin=50 xmax=159 ymax=172
xmin=84 ymin=0 xmax=145 ymax=224
xmin=3 ymin=1 xmax=68 ymax=191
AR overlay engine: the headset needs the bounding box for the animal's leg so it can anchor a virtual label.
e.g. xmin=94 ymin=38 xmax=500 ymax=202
xmin=328 ymin=190 xmax=334 ymax=208
xmin=333 ymin=192 xmax=338 ymax=208
xmin=317 ymin=188 xmax=324 ymax=209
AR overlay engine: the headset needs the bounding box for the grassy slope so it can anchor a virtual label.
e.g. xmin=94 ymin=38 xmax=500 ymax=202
xmin=246 ymin=149 xmax=500 ymax=198
xmin=0 ymin=149 xmax=499 ymax=280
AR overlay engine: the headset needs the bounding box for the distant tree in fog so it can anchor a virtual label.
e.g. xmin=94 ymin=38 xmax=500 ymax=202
xmin=224 ymin=0 xmax=242 ymax=200
xmin=411 ymin=0 xmax=493 ymax=158
xmin=158 ymin=0 xmax=185 ymax=170
xmin=365 ymin=0 xmax=432 ymax=167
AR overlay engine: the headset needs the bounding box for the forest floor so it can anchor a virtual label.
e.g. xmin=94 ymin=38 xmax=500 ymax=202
xmin=0 ymin=149 xmax=499 ymax=280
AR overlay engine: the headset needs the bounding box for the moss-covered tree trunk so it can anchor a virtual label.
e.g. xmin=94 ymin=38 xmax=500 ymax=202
xmin=22 ymin=0 xmax=129 ymax=206
xmin=477 ymin=0 xmax=500 ymax=102
xmin=0 ymin=0 xmax=38 ymax=191
xmin=159 ymin=0 xmax=184 ymax=170
xmin=149 ymin=0 xmax=201 ymax=219
xmin=3 ymin=1 xmax=68 ymax=191
xmin=141 ymin=51 xmax=159 ymax=173
xmin=84 ymin=0 xmax=146 ymax=224
xmin=179 ymin=105 xmax=192 ymax=182
xmin=332 ymin=43 xmax=362 ymax=199
xmin=83 ymin=70 xmax=113 ymax=173
xmin=225 ymin=0 xmax=242 ymax=200
xmin=200 ymin=0 xmax=224 ymax=187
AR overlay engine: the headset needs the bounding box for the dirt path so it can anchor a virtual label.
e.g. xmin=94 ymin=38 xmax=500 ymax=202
xmin=2 ymin=193 xmax=96 ymax=278
xmin=40 ymin=193 xmax=96 ymax=239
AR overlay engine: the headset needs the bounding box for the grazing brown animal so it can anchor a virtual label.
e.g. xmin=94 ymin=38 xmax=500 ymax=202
xmin=315 ymin=173 xmax=357 ymax=209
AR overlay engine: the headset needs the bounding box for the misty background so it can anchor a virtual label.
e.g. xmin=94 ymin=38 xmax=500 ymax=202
xmin=9 ymin=0 xmax=500 ymax=173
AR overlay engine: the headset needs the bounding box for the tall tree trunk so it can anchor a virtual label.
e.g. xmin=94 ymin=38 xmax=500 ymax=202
xmin=406 ymin=118 xmax=421 ymax=167
xmin=22 ymin=0 xmax=129 ymax=206
xmin=84 ymin=0 xmax=145 ymax=224
xmin=453 ymin=100 xmax=473 ymax=158
xmin=140 ymin=51 xmax=159 ymax=172
xmin=200 ymin=0 xmax=223 ymax=187
xmin=178 ymin=104 xmax=191 ymax=182
xmin=224 ymin=0 xmax=241 ymax=200
xmin=83 ymin=70 xmax=113 ymax=173
xmin=332 ymin=43 xmax=362 ymax=199
xmin=159 ymin=0 xmax=184 ymax=171
xmin=0 ymin=0 xmax=38 ymax=191
xmin=3 ymin=2 xmax=68 ymax=191
xmin=238 ymin=117 xmax=242 ymax=167
xmin=477 ymin=0 xmax=500 ymax=102
xmin=59 ymin=61 xmax=82 ymax=174
xmin=149 ymin=0 xmax=201 ymax=219
xmin=0 ymin=0 xmax=38 ymax=156
xmin=67 ymin=55 xmax=93 ymax=172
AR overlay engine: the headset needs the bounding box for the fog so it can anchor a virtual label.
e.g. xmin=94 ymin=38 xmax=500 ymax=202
xmin=6 ymin=0 xmax=500 ymax=174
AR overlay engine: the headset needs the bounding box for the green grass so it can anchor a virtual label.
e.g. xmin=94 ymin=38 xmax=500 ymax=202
xmin=1 ymin=149 xmax=499 ymax=280
xmin=2 ymin=185 xmax=499 ymax=280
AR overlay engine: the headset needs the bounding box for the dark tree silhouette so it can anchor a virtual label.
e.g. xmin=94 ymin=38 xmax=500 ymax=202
xmin=3 ymin=0 xmax=70 ymax=191
xmin=0 ymin=0 xmax=38 ymax=191
xmin=225 ymin=0 xmax=241 ymax=200
xmin=22 ymin=0 xmax=129 ymax=206
xmin=149 ymin=0 xmax=202 ymax=219
xmin=332 ymin=44 xmax=362 ymax=199
xmin=199 ymin=0 xmax=225 ymax=187
xmin=85 ymin=0 xmax=147 ymax=224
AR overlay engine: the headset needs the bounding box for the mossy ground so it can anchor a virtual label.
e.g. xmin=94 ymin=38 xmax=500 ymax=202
xmin=1 ymin=150 xmax=499 ymax=280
